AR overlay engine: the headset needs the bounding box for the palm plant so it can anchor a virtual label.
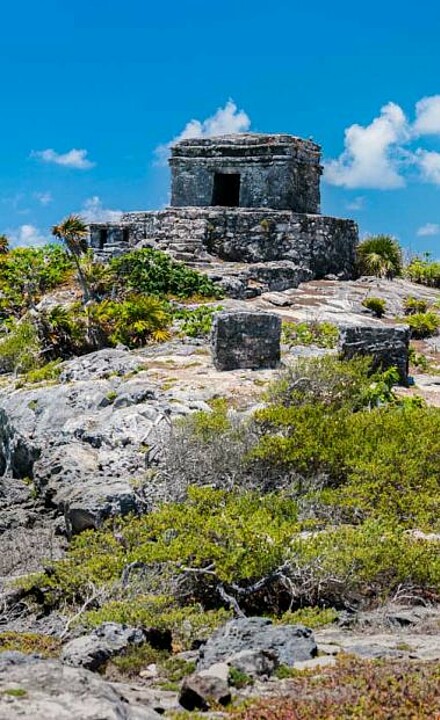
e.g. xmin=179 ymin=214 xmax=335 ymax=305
xmin=356 ymin=235 xmax=403 ymax=279
xmin=0 ymin=234 xmax=9 ymax=255
xmin=52 ymin=215 xmax=91 ymax=301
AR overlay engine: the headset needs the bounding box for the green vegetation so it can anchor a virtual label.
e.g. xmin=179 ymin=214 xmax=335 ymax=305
xmin=20 ymin=357 xmax=440 ymax=626
xmin=110 ymin=248 xmax=222 ymax=299
xmin=281 ymin=321 xmax=339 ymax=348
xmin=173 ymin=304 xmax=223 ymax=338
xmin=404 ymin=311 xmax=439 ymax=338
xmin=406 ymin=255 xmax=440 ymax=288
xmin=0 ymin=631 xmax=60 ymax=658
xmin=232 ymin=657 xmax=440 ymax=720
xmin=361 ymin=296 xmax=386 ymax=317
xmin=356 ymin=235 xmax=402 ymax=278
xmin=403 ymin=295 xmax=430 ymax=315
xmin=276 ymin=607 xmax=338 ymax=628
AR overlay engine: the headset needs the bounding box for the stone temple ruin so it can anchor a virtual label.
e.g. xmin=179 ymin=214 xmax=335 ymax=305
xmin=89 ymin=133 xmax=359 ymax=297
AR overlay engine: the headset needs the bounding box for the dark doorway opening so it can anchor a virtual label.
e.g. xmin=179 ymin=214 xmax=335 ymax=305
xmin=122 ymin=227 xmax=130 ymax=245
xmin=98 ymin=228 xmax=108 ymax=249
xmin=212 ymin=173 xmax=240 ymax=207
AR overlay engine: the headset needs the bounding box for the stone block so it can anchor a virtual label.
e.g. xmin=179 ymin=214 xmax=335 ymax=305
xmin=211 ymin=312 xmax=281 ymax=371
xmin=339 ymin=325 xmax=410 ymax=384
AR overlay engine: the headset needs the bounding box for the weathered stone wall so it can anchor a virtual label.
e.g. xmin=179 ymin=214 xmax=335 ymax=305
xmin=211 ymin=312 xmax=281 ymax=371
xmin=169 ymin=134 xmax=322 ymax=214
xmin=100 ymin=207 xmax=358 ymax=279
xmin=339 ymin=325 xmax=410 ymax=384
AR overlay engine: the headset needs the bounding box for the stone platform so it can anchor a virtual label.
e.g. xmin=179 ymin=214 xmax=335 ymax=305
xmin=90 ymin=207 xmax=358 ymax=296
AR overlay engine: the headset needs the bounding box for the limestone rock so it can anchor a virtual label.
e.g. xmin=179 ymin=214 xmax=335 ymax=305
xmin=0 ymin=652 xmax=161 ymax=720
xmin=211 ymin=312 xmax=281 ymax=371
xmin=61 ymin=622 xmax=146 ymax=671
xmin=226 ymin=648 xmax=278 ymax=678
xmin=197 ymin=617 xmax=317 ymax=669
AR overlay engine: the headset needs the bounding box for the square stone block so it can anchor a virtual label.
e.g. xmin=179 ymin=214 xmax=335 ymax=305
xmin=211 ymin=312 xmax=281 ymax=371
xmin=339 ymin=324 xmax=410 ymax=385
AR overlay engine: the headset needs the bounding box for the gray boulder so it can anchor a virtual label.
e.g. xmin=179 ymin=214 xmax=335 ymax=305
xmin=179 ymin=673 xmax=231 ymax=711
xmin=61 ymin=622 xmax=145 ymax=671
xmin=0 ymin=652 xmax=161 ymax=720
xmin=197 ymin=617 xmax=317 ymax=669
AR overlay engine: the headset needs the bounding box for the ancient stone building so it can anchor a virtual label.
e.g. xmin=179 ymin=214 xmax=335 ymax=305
xmin=89 ymin=133 xmax=358 ymax=297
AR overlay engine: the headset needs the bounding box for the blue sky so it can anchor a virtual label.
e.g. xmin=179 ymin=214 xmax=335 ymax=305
xmin=2 ymin=0 xmax=440 ymax=256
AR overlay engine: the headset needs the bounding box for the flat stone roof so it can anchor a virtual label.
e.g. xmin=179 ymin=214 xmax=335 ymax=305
xmin=170 ymin=133 xmax=321 ymax=160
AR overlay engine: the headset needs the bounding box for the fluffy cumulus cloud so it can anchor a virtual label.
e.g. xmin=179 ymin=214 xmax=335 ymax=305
xmin=155 ymin=99 xmax=251 ymax=165
xmin=325 ymin=95 xmax=440 ymax=190
xmin=80 ymin=196 xmax=122 ymax=223
xmin=417 ymin=222 xmax=440 ymax=237
xmin=324 ymin=103 xmax=409 ymax=189
xmin=8 ymin=224 xmax=50 ymax=247
xmin=31 ymin=148 xmax=95 ymax=169
xmin=413 ymin=95 xmax=440 ymax=135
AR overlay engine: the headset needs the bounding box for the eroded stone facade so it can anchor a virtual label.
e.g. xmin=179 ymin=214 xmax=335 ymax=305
xmin=89 ymin=132 xmax=359 ymax=294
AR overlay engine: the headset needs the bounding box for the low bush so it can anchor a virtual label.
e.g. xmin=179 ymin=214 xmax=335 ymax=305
xmin=0 ymin=320 xmax=41 ymax=374
xmin=110 ymin=248 xmax=222 ymax=299
xmin=173 ymin=304 xmax=223 ymax=338
xmin=404 ymin=311 xmax=439 ymax=338
xmin=0 ymin=632 xmax=60 ymax=658
xmin=405 ymin=256 xmax=440 ymax=288
xmin=361 ymin=296 xmax=386 ymax=318
xmin=233 ymin=656 xmax=440 ymax=720
xmin=356 ymin=235 xmax=402 ymax=278
xmin=403 ymin=295 xmax=429 ymax=315
xmin=281 ymin=321 xmax=339 ymax=349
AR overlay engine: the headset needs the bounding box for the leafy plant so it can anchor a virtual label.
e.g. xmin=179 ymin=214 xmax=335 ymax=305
xmin=0 ymin=320 xmax=41 ymax=374
xmin=98 ymin=295 xmax=171 ymax=346
xmin=356 ymin=235 xmax=402 ymax=278
xmin=281 ymin=321 xmax=339 ymax=349
xmin=361 ymin=296 xmax=386 ymax=318
xmin=110 ymin=248 xmax=222 ymax=299
xmin=405 ymin=256 xmax=440 ymax=288
xmin=404 ymin=311 xmax=439 ymax=338
xmin=173 ymin=304 xmax=223 ymax=338
xmin=403 ymin=295 xmax=429 ymax=315
xmin=52 ymin=215 xmax=91 ymax=302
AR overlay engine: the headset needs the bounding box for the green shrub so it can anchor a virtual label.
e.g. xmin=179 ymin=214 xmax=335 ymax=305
xmin=97 ymin=295 xmax=171 ymax=346
xmin=22 ymin=359 xmax=62 ymax=385
xmin=173 ymin=304 xmax=223 ymax=338
xmin=110 ymin=249 xmax=222 ymax=299
xmin=356 ymin=235 xmax=402 ymax=278
xmin=0 ymin=245 xmax=73 ymax=320
xmin=361 ymin=297 xmax=386 ymax=318
xmin=276 ymin=607 xmax=338 ymax=628
xmin=0 ymin=320 xmax=41 ymax=373
xmin=403 ymin=295 xmax=429 ymax=315
xmin=405 ymin=256 xmax=440 ymax=288
xmin=404 ymin=311 xmax=439 ymax=338
xmin=0 ymin=632 xmax=60 ymax=658
xmin=408 ymin=345 xmax=430 ymax=372
xmin=281 ymin=321 xmax=339 ymax=349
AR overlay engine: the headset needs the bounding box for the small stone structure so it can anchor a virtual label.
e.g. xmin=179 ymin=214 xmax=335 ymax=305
xmin=339 ymin=325 xmax=410 ymax=384
xmin=170 ymin=134 xmax=322 ymax=213
xmin=89 ymin=133 xmax=359 ymax=296
xmin=211 ymin=312 xmax=281 ymax=371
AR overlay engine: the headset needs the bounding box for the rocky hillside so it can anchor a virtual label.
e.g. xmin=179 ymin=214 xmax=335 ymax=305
xmin=0 ymin=242 xmax=440 ymax=719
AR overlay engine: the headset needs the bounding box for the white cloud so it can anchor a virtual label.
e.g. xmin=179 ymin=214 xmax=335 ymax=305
xmin=155 ymin=99 xmax=251 ymax=165
xmin=413 ymin=95 xmax=440 ymax=135
xmin=80 ymin=196 xmax=122 ymax=223
xmin=417 ymin=222 xmax=440 ymax=237
xmin=324 ymin=102 xmax=409 ymax=189
xmin=346 ymin=196 xmax=366 ymax=211
xmin=8 ymin=224 xmax=50 ymax=247
xmin=31 ymin=148 xmax=95 ymax=169
xmin=416 ymin=149 xmax=440 ymax=184
xmin=34 ymin=191 xmax=53 ymax=205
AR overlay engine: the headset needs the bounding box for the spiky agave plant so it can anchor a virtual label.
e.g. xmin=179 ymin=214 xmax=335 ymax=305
xmin=356 ymin=235 xmax=403 ymax=279
xmin=52 ymin=215 xmax=90 ymax=301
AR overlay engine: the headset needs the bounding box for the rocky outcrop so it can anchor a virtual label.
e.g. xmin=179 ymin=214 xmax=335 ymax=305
xmin=197 ymin=617 xmax=317 ymax=669
xmin=61 ymin=623 xmax=146 ymax=671
xmin=0 ymin=652 xmax=161 ymax=720
xmin=211 ymin=312 xmax=281 ymax=371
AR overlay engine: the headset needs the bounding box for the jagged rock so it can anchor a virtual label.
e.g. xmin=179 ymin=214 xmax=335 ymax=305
xmin=226 ymin=648 xmax=278 ymax=677
xmin=211 ymin=312 xmax=281 ymax=371
xmin=197 ymin=617 xmax=317 ymax=669
xmin=179 ymin=673 xmax=231 ymax=711
xmin=0 ymin=652 xmax=161 ymax=719
xmin=0 ymin=350 xmax=172 ymax=534
xmin=339 ymin=324 xmax=410 ymax=384
xmin=61 ymin=623 xmax=146 ymax=671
